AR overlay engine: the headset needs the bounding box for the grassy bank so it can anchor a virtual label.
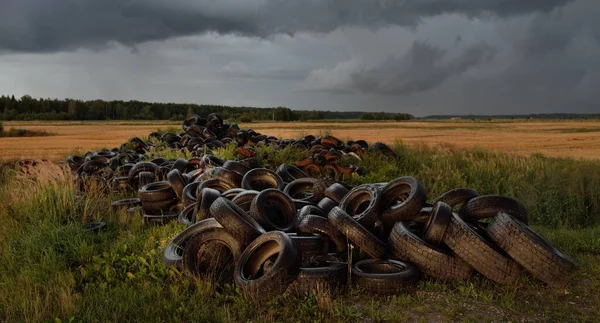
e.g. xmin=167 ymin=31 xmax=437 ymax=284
xmin=0 ymin=143 xmax=599 ymax=322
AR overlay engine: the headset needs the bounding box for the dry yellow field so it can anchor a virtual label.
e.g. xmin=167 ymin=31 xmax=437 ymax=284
xmin=2 ymin=120 xmax=600 ymax=161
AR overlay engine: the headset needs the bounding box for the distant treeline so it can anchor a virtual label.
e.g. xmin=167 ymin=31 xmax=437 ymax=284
xmin=422 ymin=114 xmax=600 ymax=120
xmin=0 ymin=95 xmax=413 ymax=122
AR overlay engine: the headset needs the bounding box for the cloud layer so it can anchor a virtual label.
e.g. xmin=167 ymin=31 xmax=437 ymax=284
xmin=0 ymin=0 xmax=572 ymax=52
xmin=1 ymin=0 xmax=599 ymax=116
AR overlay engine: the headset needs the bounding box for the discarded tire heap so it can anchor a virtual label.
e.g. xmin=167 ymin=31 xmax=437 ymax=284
xmin=65 ymin=113 xmax=577 ymax=297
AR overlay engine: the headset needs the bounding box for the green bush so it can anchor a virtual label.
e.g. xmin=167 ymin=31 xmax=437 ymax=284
xmin=0 ymin=121 xmax=4 ymax=134
xmin=239 ymin=113 xmax=252 ymax=123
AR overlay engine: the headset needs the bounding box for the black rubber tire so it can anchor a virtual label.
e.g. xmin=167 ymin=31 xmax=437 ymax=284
xmin=250 ymin=189 xmax=296 ymax=232
xmin=221 ymin=188 xmax=246 ymax=200
xmin=211 ymin=197 xmax=266 ymax=247
xmin=171 ymin=158 xmax=190 ymax=173
xmin=111 ymin=198 xmax=142 ymax=210
xmin=276 ymin=164 xmax=309 ymax=183
xmin=178 ymin=203 xmax=197 ymax=226
xmin=138 ymin=181 xmax=177 ymax=203
xmin=211 ymin=166 xmax=243 ymax=187
xmin=82 ymin=221 xmax=107 ymax=233
xmin=422 ymin=202 xmax=452 ymax=245
xmin=231 ymin=190 xmax=259 ymax=213
xmin=200 ymin=154 xmax=225 ymax=168
xmin=459 ymin=195 xmax=529 ymax=224
xmin=486 ymin=213 xmax=578 ymax=288
xmin=128 ymin=162 xmax=159 ymax=186
xmin=352 ymin=259 xmax=419 ymax=295
xmin=241 ymin=168 xmax=284 ymax=191
xmin=287 ymin=233 xmax=328 ymax=260
xmin=324 ymin=183 xmax=349 ymax=204
xmin=433 ymin=188 xmax=479 ymax=210
xmin=298 ymin=205 xmax=326 ymax=218
xmin=443 ymin=213 xmax=521 ymax=285
xmin=141 ymin=198 xmax=179 ymax=215
xmin=197 ymin=177 xmax=236 ymax=194
xmin=223 ymin=160 xmax=250 ymax=177
xmin=380 ymin=176 xmax=427 ymax=227
xmin=138 ymin=171 xmax=156 ymax=188
xmin=167 ymin=168 xmax=188 ymax=200
xmin=328 ymin=207 xmax=387 ymax=259
xmin=183 ymin=226 xmax=243 ymax=283
xmin=317 ymin=197 xmax=337 ymax=215
xmin=194 ymin=188 xmax=221 ymax=221
xmin=164 ymin=218 xmax=222 ymax=268
xmin=388 ymin=222 xmax=472 ymax=281
xmin=283 ymin=178 xmax=317 ymax=203
xmin=286 ymin=254 xmax=347 ymax=295
xmin=298 ymin=215 xmax=347 ymax=253
xmin=143 ymin=212 xmax=179 ymax=225
xmin=181 ymin=182 xmax=200 ymax=208
xmin=339 ymin=184 xmax=381 ymax=228
xmin=234 ymin=231 xmax=300 ymax=299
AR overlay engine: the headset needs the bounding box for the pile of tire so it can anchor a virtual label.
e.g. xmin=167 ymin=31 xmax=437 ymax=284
xmin=157 ymin=173 xmax=577 ymax=298
xmin=64 ymin=113 xmax=577 ymax=296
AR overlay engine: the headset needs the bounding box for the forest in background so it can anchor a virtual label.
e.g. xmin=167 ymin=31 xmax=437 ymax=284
xmin=0 ymin=95 xmax=413 ymax=122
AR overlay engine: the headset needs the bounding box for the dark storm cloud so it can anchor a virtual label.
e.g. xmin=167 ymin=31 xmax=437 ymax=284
xmin=0 ymin=0 xmax=572 ymax=52
xmin=304 ymin=41 xmax=496 ymax=95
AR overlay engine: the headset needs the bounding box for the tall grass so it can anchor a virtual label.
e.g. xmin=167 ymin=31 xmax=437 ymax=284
xmin=0 ymin=143 xmax=599 ymax=322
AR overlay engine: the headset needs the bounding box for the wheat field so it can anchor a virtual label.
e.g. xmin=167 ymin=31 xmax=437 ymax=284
xmin=2 ymin=119 xmax=600 ymax=161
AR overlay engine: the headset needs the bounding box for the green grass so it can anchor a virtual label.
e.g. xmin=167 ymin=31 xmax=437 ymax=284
xmin=1 ymin=142 xmax=599 ymax=322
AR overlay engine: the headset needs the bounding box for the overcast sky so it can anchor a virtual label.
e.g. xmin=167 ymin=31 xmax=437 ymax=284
xmin=1 ymin=0 xmax=598 ymax=116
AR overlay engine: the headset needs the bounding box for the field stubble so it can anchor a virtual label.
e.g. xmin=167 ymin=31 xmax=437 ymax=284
xmin=4 ymin=120 xmax=600 ymax=161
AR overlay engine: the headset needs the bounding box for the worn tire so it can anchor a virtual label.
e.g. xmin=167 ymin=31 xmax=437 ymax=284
xmin=284 ymin=178 xmax=317 ymax=203
xmin=328 ymin=207 xmax=387 ymax=259
xmin=352 ymin=259 xmax=419 ymax=295
xmin=211 ymin=197 xmax=265 ymax=247
xmin=380 ymin=177 xmax=427 ymax=226
xmin=286 ymin=254 xmax=347 ymax=295
xmin=459 ymin=195 xmax=529 ymax=224
xmin=339 ymin=184 xmax=381 ymax=228
xmin=232 ymin=190 xmax=259 ymax=213
xmin=111 ymin=198 xmax=142 ymax=210
xmin=443 ymin=213 xmax=521 ymax=285
xmin=434 ymin=188 xmax=479 ymax=210
xmin=194 ymin=188 xmax=221 ymax=221
xmin=388 ymin=222 xmax=472 ymax=281
xmin=324 ymin=183 xmax=349 ymax=204
xmin=276 ymin=164 xmax=309 ymax=183
xmin=250 ymin=189 xmax=296 ymax=232
xmin=183 ymin=227 xmax=242 ymax=283
xmin=181 ymin=182 xmax=200 ymax=207
xmin=298 ymin=215 xmax=347 ymax=253
xmin=178 ymin=203 xmax=196 ymax=226
xmin=287 ymin=233 xmax=328 ymax=259
xmin=197 ymin=177 xmax=236 ymax=194
xmin=164 ymin=218 xmax=222 ymax=267
xmin=241 ymin=168 xmax=285 ymax=191
xmin=138 ymin=181 xmax=176 ymax=203
xmin=234 ymin=231 xmax=300 ymax=299
xmin=167 ymin=168 xmax=188 ymax=200
xmin=486 ymin=213 xmax=577 ymax=288
xmin=317 ymin=197 xmax=337 ymax=215
xmin=422 ymin=202 xmax=452 ymax=245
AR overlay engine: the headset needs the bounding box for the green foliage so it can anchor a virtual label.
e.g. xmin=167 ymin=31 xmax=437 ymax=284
xmin=0 ymin=121 xmax=3 ymax=134
xmin=239 ymin=113 xmax=252 ymax=123
xmin=0 ymin=94 xmax=415 ymax=121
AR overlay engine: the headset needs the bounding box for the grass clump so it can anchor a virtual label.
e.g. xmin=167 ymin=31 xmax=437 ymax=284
xmin=0 ymin=127 xmax=55 ymax=137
